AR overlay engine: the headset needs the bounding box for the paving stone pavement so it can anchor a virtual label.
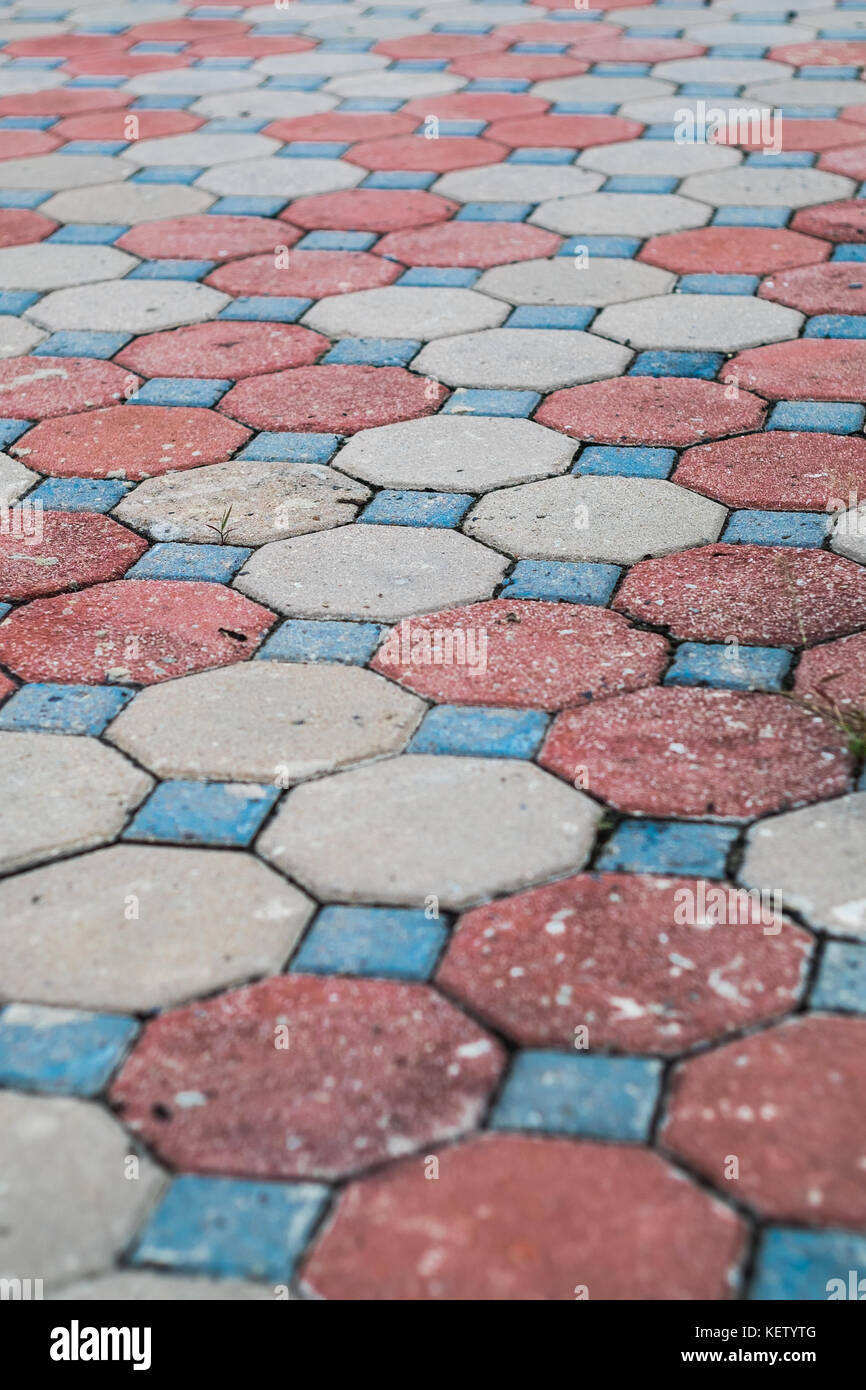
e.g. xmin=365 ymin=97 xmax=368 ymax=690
xmin=0 ymin=0 xmax=865 ymax=1306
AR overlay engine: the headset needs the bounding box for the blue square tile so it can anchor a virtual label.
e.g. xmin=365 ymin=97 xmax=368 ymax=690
xmin=596 ymin=820 xmax=738 ymax=878
xmin=219 ymin=296 xmax=311 ymax=322
xmin=256 ymin=618 xmax=384 ymax=665
xmin=0 ymin=290 xmax=40 ymax=314
xmin=362 ymin=171 xmax=436 ymax=189
xmin=237 ymin=431 xmax=338 ymax=462
xmin=398 ymin=266 xmax=480 ymax=287
xmin=511 ymin=43 xmax=567 ymax=54
xmin=768 ymin=402 xmax=865 ymax=433
xmin=751 ymin=1228 xmax=866 ymax=1301
xmin=210 ymin=196 xmax=289 ymax=217
xmin=128 ymin=258 xmax=216 ymax=280
xmin=264 ymin=75 xmax=325 ymax=90
xmin=132 ymin=1176 xmax=329 ymax=1283
xmin=0 ymin=190 xmax=50 ymax=208
xmin=126 ymin=542 xmax=250 ymax=582
xmin=294 ymin=230 xmax=377 ymax=251
xmin=629 ymin=350 xmax=725 ymax=379
xmin=441 ymin=388 xmax=540 ymax=417
xmin=0 ymin=419 xmax=31 ymax=448
xmin=124 ymin=780 xmax=280 ymax=847
xmin=58 ymin=139 xmax=128 ymax=156
xmin=721 ymin=509 xmax=831 ymax=546
xmin=135 ymin=377 xmax=232 ymax=408
xmin=359 ymin=489 xmax=474 ymax=527
xmin=507 ymin=305 xmax=595 ymax=330
xmin=427 ymin=120 xmax=487 ymax=136
xmin=466 ymin=79 xmax=530 ymax=92
xmin=678 ymin=272 xmax=761 ymax=294
xmin=131 ymin=166 xmax=205 ymax=184
xmin=500 ymin=559 xmax=619 ymax=605
xmin=337 ymin=98 xmax=402 ymax=112
xmin=408 ymin=705 xmax=549 ymax=759
xmin=30 ymin=476 xmax=133 ymax=512
xmin=745 ymin=150 xmax=814 ymax=167
xmin=454 ymin=201 xmax=532 ymax=221
xmin=558 ymin=234 xmax=641 ymax=258
xmin=604 ymin=174 xmax=678 ymax=193
xmin=130 ymin=95 xmax=197 ymax=110
xmin=713 ymin=205 xmax=791 ymax=227
xmin=391 ymin=59 xmax=449 ymax=71
xmin=323 ymin=337 xmax=421 ymax=366
xmin=576 ymin=445 xmax=675 ymax=478
xmin=280 ymin=140 xmax=350 ymax=158
xmin=804 ymin=315 xmax=866 ymax=339
xmin=0 ymin=682 xmax=135 ymax=735
xmin=710 ymin=44 xmax=770 ymax=59
xmin=47 ymin=223 xmax=127 ymax=244
xmin=592 ymin=62 xmax=651 ymax=76
xmin=32 ymin=330 xmax=131 ymax=358
xmin=812 ymin=940 xmax=866 ymax=1013
xmin=551 ymin=101 xmax=617 ymax=114
xmin=490 ymin=1052 xmax=662 ymax=1142
xmin=506 ymin=147 xmax=576 ymax=164
xmin=664 ymin=641 xmax=792 ymax=691
xmin=0 ymin=1004 xmax=138 ymax=1097
xmin=832 ymin=244 xmax=866 ymax=262
xmin=202 ymin=118 xmax=268 ymax=133
xmin=291 ymin=906 xmax=447 ymax=981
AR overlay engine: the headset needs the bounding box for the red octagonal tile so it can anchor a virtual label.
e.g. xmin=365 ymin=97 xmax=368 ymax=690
xmin=114 ymin=320 xmax=328 ymax=381
xmin=110 ymin=974 xmax=504 ymax=1180
xmin=793 ymin=199 xmax=866 ymax=243
xmin=758 ymin=261 xmax=866 ymax=315
xmin=567 ymin=36 xmax=704 ymax=61
xmin=11 ymin=404 xmax=250 ymax=480
xmin=664 ymin=1017 xmax=866 ymax=1229
xmin=486 ymin=113 xmax=642 ymax=147
xmin=54 ymin=109 xmax=203 ymax=141
xmin=219 ymin=365 xmax=447 ymax=435
xmin=725 ymin=338 xmax=866 ymax=401
xmin=818 ymin=145 xmax=866 ymax=180
xmin=769 ymin=40 xmax=866 ymax=67
xmin=371 ymin=599 xmax=669 ymax=710
xmin=375 ymin=220 xmax=561 ymax=268
xmin=400 ymin=92 xmax=550 ymax=122
xmin=375 ymin=34 xmax=507 ymax=60
xmin=0 ymin=131 xmax=61 ymax=160
xmin=0 ymin=511 xmax=147 ymax=600
xmin=205 ymin=249 xmax=401 ymax=299
xmin=63 ymin=54 xmax=193 ymax=77
xmin=187 ymin=36 xmax=315 ymax=59
xmin=0 ymin=356 xmax=137 ymax=420
xmin=639 ymin=225 xmax=830 ymax=275
xmin=117 ymin=214 xmax=296 ymax=262
xmin=718 ymin=118 xmax=866 ymax=153
xmin=0 ymin=89 xmax=132 ymax=118
xmin=303 ymin=1134 xmax=746 ymax=1300
xmin=614 ymin=544 xmax=866 ymax=646
xmin=536 ymin=377 xmax=766 ymax=447
xmin=0 ymin=579 xmax=273 ymax=684
xmin=449 ymin=54 xmax=589 ymax=80
xmin=282 ymin=188 xmax=457 ymax=233
xmin=539 ymin=687 xmax=852 ymax=819
xmin=673 ymin=432 xmax=866 ymax=510
xmin=2 ymin=34 xmax=132 ymax=58
xmin=795 ymin=631 xmax=866 ymax=712
xmin=438 ymin=872 xmax=811 ymax=1053
xmin=262 ymin=111 xmax=415 ymax=144
xmin=344 ymin=135 xmax=508 ymax=173
xmin=0 ymin=207 xmax=58 ymax=249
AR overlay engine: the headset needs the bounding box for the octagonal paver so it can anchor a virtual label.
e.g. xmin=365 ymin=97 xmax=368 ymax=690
xmin=725 ymin=339 xmax=866 ymax=401
xmin=540 ymin=687 xmax=852 ymax=819
xmin=0 ymin=731 xmax=152 ymax=874
xmin=593 ymin=294 xmax=803 ymax=352
xmin=372 ymin=598 xmax=668 ymax=709
xmin=0 ymin=206 xmax=57 ymax=248
xmin=0 ymin=354 xmax=136 ymax=418
xmin=196 ymin=157 xmax=364 ymax=200
xmin=0 ymin=579 xmax=274 ymax=684
xmin=25 ymin=280 xmax=229 ymax=334
xmin=639 ymin=225 xmax=831 ymax=275
xmin=107 ymin=663 xmax=424 ymax=782
xmin=535 ymin=376 xmax=766 ymax=446
xmin=0 ymin=1093 xmax=163 ymax=1289
xmin=333 ymin=414 xmax=575 ymax=493
xmin=258 ymin=755 xmax=602 ymax=908
xmin=680 ymin=166 xmax=853 ymax=208
xmin=114 ymin=320 xmax=328 ymax=382
xmin=303 ymin=1134 xmax=745 ymax=1300
xmin=302 ymin=286 xmax=507 ymax=342
xmin=614 ymin=544 xmax=866 ymax=646
xmin=122 ymin=132 xmax=279 ymax=168
xmin=234 ymin=525 xmax=508 ymax=621
xmin=793 ymin=199 xmax=866 ymax=243
xmin=664 ymin=1017 xmax=866 ymax=1228
xmin=438 ymin=872 xmax=811 ymax=1052
xmin=0 ymin=154 xmax=134 ymax=190
xmin=432 ymin=164 xmax=602 ymax=205
xmin=345 ymin=135 xmax=508 ymax=173
xmin=116 ymin=213 xmax=298 ymax=263
xmin=11 ymin=403 xmax=250 ymax=480
xmin=39 ymin=182 xmax=215 ymax=226
xmin=111 ymin=975 xmax=504 ymax=1181
xmin=477 ymin=256 xmax=673 ymax=307
xmin=0 ymin=243 xmax=135 ymax=290
xmin=0 ymin=845 xmax=313 ymax=1012
xmin=264 ymin=111 xmax=414 ymax=143
xmin=577 ymin=138 xmax=740 ymax=177
xmin=483 ymin=114 xmax=641 ymax=148
xmin=795 ymin=631 xmax=866 ymax=712
xmin=0 ymin=510 xmax=146 ymax=599
xmin=284 ymin=188 xmax=458 ymax=233
xmin=759 ymin=262 xmax=866 ymax=316
xmin=113 ymin=457 xmax=368 ymax=545
xmin=219 ymin=365 xmax=447 ymax=434
xmin=530 ymin=192 xmax=710 ymax=237
xmin=673 ymin=433 xmax=866 ymax=510
xmin=741 ymin=792 xmax=866 ymax=937
xmin=206 ymin=249 xmax=401 ymax=301
xmin=375 ymin=221 xmax=560 ymax=269
xmin=413 ymin=328 xmax=631 ymax=392
xmin=465 ymin=476 xmax=726 ymax=564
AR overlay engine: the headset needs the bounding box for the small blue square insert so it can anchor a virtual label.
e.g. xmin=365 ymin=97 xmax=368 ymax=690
xmin=721 ymin=509 xmax=831 ymax=547
xmin=500 ymin=559 xmax=619 ymax=605
xmin=507 ymin=305 xmax=594 ymax=330
xmin=30 ymin=477 xmax=133 ymax=512
xmin=491 ymin=1051 xmax=662 ymax=1142
xmin=0 ymin=1004 xmax=138 ymax=1097
xmin=630 ymin=350 xmax=725 ymax=380
xmin=441 ymin=389 xmax=540 ymax=417
xmin=256 ymin=619 xmax=384 ymax=666
xmin=323 ymin=337 xmax=421 ymax=367
xmin=408 ymin=705 xmax=549 ymax=759
xmin=291 ymin=906 xmax=447 ymax=981
xmin=358 ymin=489 xmax=473 ymax=527
xmin=576 ymin=445 xmax=675 ymax=478
xmin=125 ymin=543 xmax=250 ymax=582
xmin=32 ymin=330 xmax=131 ymax=358
xmin=135 ymin=377 xmax=231 ymax=408
xmin=0 ymin=682 xmax=135 ymax=735
xmin=124 ymin=780 xmax=280 ymax=847
xmin=597 ymin=820 xmax=738 ymax=879
xmin=664 ymin=641 xmax=792 ymax=691
xmin=237 ymin=432 xmax=338 ymax=463
xmin=767 ymin=402 xmax=866 ymax=433
xmin=219 ymin=296 xmax=311 ymax=322
xmin=812 ymin=940 xmax=866 ymax=1013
